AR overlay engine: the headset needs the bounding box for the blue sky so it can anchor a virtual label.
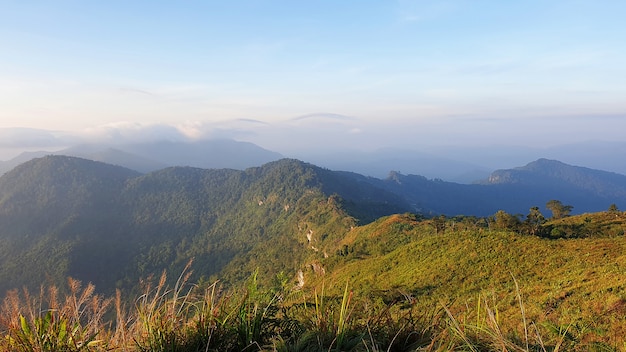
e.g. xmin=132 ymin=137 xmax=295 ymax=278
xmin=1 ymin=0 xmax=625 ymax=156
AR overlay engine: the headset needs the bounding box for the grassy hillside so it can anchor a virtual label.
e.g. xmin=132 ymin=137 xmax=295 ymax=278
xmin=2 ymin=211 xmax=626 ymax=351
xmin=308 ymin=212 xmax=626 ymax=348
xmin=3 ymin=156 xmax=626 ymax=349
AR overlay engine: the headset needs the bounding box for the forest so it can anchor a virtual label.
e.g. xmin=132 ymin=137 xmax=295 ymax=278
xmin=1 ymin=155 xmax=626 ymax=351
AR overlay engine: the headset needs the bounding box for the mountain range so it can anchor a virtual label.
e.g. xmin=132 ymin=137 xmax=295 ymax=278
xmin=0 ymin=139 xmax=283 ymax=175
xmin=4 ymin=138 xmax=626 ymax=183
xmin=0 ymin=154 xmax=625 ymax=296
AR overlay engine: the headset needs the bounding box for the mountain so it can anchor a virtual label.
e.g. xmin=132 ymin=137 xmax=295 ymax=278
xmin=0 ymin=150 xmax=49 ymax=175
xmin=120 ymin=139 xmax=284 ymax=170
xmin=0 ymin=138 xmax=283 ymax=175
xmin=484 ymin=158 xmax=626 ymax=198
xmin=337 ymin=158 xmax=626 ymax=216
xmin=2 ymin=155 xmax=626 ymax=295
xmin=60 ymin=145 xmax=167 ymax=173
xmin=3 ymin=155 xmax=626 ymax=348
xmin=292 ymin=141 xmax=626 ymax=183
xmin=0 ymin=157 xmax=141 ymax=293
xmin=294 ymin=148 xmax=491 ymax=183
xmin=475 ymin=158 xmax=626 ymax=213
xmin=0 ymin=156 xmax=408 ymax=294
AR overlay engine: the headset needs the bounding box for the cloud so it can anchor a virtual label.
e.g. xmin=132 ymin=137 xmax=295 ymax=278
xmin=117 ymin=87 xmax=160 ymax=98
xmin=291 ymin=112 xmax=356 ymax=122
xmin=174 ymin=119 xmax=270 ymax=141
xmin=0 ymin=128 xmax=78 ymax=148
xmin=0 ymin=120 xmax=271 ymax=156
xmin=234 ymin=118 xmax=270 ymax=125
xmin=81 ymin=122 xmax=188 ymax=144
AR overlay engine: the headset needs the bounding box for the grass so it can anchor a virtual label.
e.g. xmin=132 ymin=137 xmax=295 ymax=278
xmin=3 ymin=212 xmax=626 ymax=350
xmin=0 ymin=274 xmax=620 ymax=351
xmin=1 ymin=278 xmax=110 ymax=351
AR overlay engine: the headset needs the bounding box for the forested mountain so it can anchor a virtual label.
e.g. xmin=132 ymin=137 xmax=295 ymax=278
xmin=3 ymin=155 xmax=626 ymax=349
xmin=0 ymin=156 xmax=408 ymax=294
xmin=1 ymin=155 xmax=625 ymax=296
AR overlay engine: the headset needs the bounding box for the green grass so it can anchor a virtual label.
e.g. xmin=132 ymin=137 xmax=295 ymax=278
xmin=310 ymin=213 xmax=626 ymax=349
xmin=1 ymin=275 xmax=617 ymax=351
xmin=3 ymin=212 xmax=626 ymax=351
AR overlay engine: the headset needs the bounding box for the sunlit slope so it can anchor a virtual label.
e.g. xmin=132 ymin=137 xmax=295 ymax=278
xmin=311 ymin=213 xmax=626 ymax=339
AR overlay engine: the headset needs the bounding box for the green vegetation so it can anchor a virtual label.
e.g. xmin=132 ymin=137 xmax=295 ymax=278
xmin=3 ymin=156 xmax=626 ymax=350
xmin=0 ymin=156 xmax=408 ymax=294
xmin=3 ymin=211 xmax=626 ymax=350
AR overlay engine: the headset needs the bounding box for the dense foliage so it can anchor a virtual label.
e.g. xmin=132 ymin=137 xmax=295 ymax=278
xmin=2 ymin=211 xmax=626 ymax=351
xmin=0 ymin=156 xmax=408 ymax=294
xmin=2 ymin=155 xmax=626 ymax=350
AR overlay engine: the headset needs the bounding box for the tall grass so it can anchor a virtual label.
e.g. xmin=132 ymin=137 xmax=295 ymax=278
xmin=0 ymin=273 xmax=618 ymax=351
xmin=0 ymin=278 xmax=111 ymax=351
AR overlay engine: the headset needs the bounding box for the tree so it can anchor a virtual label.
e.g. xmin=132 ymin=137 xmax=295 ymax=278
xmin=546 ymin=200 xmax=573 ymax=219
xmin=525 ymin=206 xmax=546 ymax=236
xmin=433 ymin=215 xmax=446 ymax=234
xmin=608 ymin=204 xmax=619 ymax=213
xmin=493 ymin=210 xmax=521 ymax=231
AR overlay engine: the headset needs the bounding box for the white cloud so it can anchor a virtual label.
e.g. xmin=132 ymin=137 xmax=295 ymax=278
xmin=81 ymin=122 xmax=188 ymax=144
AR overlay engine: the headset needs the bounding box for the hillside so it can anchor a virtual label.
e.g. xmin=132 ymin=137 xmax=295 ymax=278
xmin=3 ymin=208 xmax=626 ymax=349
xmin=2 ymin=156 xmax=626 ymax=348
xmin=0 ymin=156 xmax=408 ymax=294
xmin=2 ymin=155 xmax=626 ymax=294
xmin=308 ymin=212 xmax=626 ymax=347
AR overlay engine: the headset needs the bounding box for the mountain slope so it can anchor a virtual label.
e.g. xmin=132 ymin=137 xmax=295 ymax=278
xmin=0 ymin=156 xmax=409 ymax=294
xmin=0 ymin=156 xmax=141 ymax=292
xmin=2 ymin=155 xmax=626 ymax=295
xmin=345 ymin=159 xmax=626 ymax=216
xmin=484 ymin=158 xmax=626 ymax=198
xmin=306 ymin=212 xmax=626 ymax=346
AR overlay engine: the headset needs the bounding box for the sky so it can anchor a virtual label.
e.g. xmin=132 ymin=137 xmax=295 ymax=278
xmin=1 ymin=0 xmax=626 ymax=159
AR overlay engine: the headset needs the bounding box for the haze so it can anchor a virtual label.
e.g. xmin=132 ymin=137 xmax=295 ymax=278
xmin=2 ymin=1 xmax=626 ymax=175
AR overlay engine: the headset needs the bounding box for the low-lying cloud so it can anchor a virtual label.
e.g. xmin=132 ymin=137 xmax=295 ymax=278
xmin=0 ymin=128 xmax=78 ymax=148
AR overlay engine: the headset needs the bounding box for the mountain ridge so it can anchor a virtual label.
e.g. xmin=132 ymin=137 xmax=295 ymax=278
xmin=0 ymin=155 xmax=407 ymax=294
xmin=0 ymin=138 xmax=283 ymax=175
xmin=1 ymin=155 xmax=626 ymax=295
xmin=483 ymin=158 xmax=626 ymax=198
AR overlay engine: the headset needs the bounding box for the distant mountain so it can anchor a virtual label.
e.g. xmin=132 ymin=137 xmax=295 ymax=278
xmin=120 ymin=139 xmax=283 ymax=170
xmin=0 ymin=150 xmax=49 ymax=175
xmin=483 ymin=158 xmax=626 ymax=198
xmin=543 ymin=141 xmax=626 ymax=175
xmin=0 ymin=138 xmax=283 ymax=175
xmin=339 ymin=158 xmax=626 ymax=216
xmin=60 ymin=145 xmax=168 ymax=173
xmin=294 ymin=148 xmax=491 ymax=183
